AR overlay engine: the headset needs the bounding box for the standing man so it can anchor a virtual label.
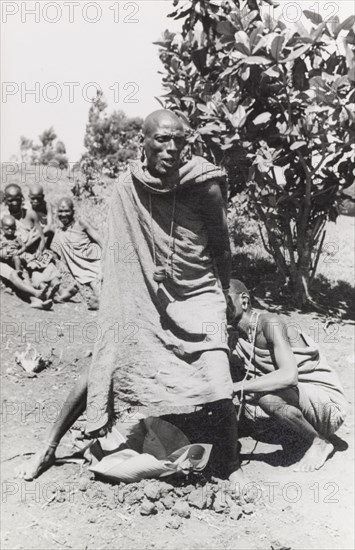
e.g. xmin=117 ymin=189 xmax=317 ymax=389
xmin=19 ymin=110 xmax=242 ymax=483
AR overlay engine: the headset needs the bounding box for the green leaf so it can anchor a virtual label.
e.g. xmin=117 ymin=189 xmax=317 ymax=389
xmin=303 ymin=10 xmax=323 ymax=25
xmin=243 ymin=56 xmax=272 ymax=65
xmin=327 ymin=16 xmax=340 ymax=36
xmin=348 ymin=66 xmax=355 ymax=82
xmin=216 ymin=20 xmax=237 ymax=36
xmin=234 ymin=31 xmax=250 ymax=55
xmin=334 ymin=16 xmax=355 ymax=37
xmin=229 ymin=105 xmax=248 ymax=129
xmin=191 ymin=47 xmax=207 ymax=73
xmin=290 ymin=141 xmax=307 ymax=150
xmin=198 ymin=123 xmax=222 ymax=135
xmin=249 ymin=26 xmax=263 ymax=49
xmin=234 ymin=43 xmax=250 ymax=56
xmin=311 ymin=21 xmax=328 ymax=42
xmin=220 ymin=66 xmax=238 ymax=78
xmin=253 ymin=112 xmax=272 ymax=125
xmin=271 ymin=35 xmax=286 ymax=62
xmin=197 ymin=103 xmax=212 ymax=114
xmin=252 ymin=35 xmax=267 ymax=54
xmin=264 ymin=66 xmax=280 ymax=78
xmin=280 ymin=44 xmax=311 ymax=63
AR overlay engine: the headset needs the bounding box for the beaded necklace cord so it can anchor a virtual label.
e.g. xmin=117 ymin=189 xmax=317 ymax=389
xmin=149 ymin=191 xmax=176 ymax=282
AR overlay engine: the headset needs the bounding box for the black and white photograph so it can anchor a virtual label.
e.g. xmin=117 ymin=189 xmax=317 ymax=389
xmin=1 ymin=1 xmax=354 ymax=548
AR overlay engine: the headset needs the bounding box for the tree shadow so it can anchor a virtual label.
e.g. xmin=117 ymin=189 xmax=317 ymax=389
xmin=232 ymin=251 xmax=355 ymax=322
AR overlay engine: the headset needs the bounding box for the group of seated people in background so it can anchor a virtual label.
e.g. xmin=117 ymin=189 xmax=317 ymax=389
xmin=0 ymin=183 xmax=102 ymax=310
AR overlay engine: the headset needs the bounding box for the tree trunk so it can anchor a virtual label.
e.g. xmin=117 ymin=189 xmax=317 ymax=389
xmin=291 ymin=233 xmax=313 ymax=307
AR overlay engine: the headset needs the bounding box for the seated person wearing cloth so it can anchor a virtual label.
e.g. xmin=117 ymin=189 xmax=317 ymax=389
xmin=0 ymin=217 xmax=52 ymax=310
xmin=0 ymin=215 xmax=25 ymax=273
xmin=228 ymin=279 xmax=347 ymax=472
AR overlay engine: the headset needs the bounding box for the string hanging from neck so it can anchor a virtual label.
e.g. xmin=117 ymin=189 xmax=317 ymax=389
xmin=149 ymin=191 xmax=176 ymax=282
xmin=237 ymin=310 xmax=260 ymax=422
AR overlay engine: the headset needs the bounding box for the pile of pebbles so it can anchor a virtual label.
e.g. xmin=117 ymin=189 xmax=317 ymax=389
xmin=98 ymin=476 xmax=259 ymax=527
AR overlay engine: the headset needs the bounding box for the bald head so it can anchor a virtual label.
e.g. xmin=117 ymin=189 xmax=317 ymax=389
xmin=229 ymin=279 xmax=249 ymax=298
xmin=228 ymin=279 xmax=251 ymax=323
xmin=1 ymin=214 xmax=17 ymax=238
xmin=142 ymin=110 xmax=186 ymax=177
xmin=4 ymin=184 xmax=23 ymax=214
xmin=142 ymin=109 xmax=184 ymax=137
xmin=29 ymin=183 xmax=45 ymax=211
xmin=57 ymin=197 xmax=74 ymax=227
xmin=1 ymin=215 xmax=16 ymax=228
xmin=58 ymin=197 xmax=74 ymax=210
xmin=5 ymin=184 xmax=22 ymax=198
xmin=29 ymin=184 xmax=44 ymax=196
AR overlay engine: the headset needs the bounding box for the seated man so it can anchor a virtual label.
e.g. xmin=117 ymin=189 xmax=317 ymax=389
xmin=28 ymin=183 xmax=55 ymax=247
xmin=228 ymin=279 xmax=348 ymax=472
xmin=51 ymin=198 xmax=102 ymax=309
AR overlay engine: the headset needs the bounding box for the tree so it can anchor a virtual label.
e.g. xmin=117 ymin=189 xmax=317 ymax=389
xmin=20 ymin=136 xmax=34 ymax=163
xmin=80 ymin=90 xmax=143 ymax=196
xmin=19 ymin=128 xmax=69 ymax=169
xmin=157 ymin=0 xmax=355 ymax=307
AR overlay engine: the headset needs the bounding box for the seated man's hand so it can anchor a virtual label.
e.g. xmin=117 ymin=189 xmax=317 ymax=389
xmin=233 ymin=381 xmax=243 ymax=395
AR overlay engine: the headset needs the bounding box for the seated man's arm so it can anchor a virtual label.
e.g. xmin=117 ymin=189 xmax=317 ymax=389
xmin=44 ymin=201 xmax=54 ymax=232
xmin=80 ymin=219 xmax=103 ymax=249
xmin=0 ymin=245 xmax=11 ymax=260
xmin=235 ymin=316 xmax=298 ymax=394
xmin=24 ymin=211 xmax=45 ymax=253
xmin=198 ymin=181 xmax=231 ymax=292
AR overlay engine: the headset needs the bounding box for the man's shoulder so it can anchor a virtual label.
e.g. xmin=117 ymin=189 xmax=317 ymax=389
xmin=116 ymin=166 xmax=133 ymax=188
xmin=0 ymin=205 xmax=10 ymax=220
xmin=24 ymin=206 xmax=38 ymax=219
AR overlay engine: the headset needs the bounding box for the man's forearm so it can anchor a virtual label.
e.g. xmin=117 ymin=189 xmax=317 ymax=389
xmin=235 ymin=369 xmax=297 ymax=394
xmin=215 ymin=248 xmax=232 ymax=290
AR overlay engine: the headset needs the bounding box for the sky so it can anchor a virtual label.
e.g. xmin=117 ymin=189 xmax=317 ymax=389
xmin=1 ymin=0 xmax=354 ymax=163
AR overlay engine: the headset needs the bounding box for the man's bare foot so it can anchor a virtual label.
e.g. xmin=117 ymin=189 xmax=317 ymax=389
xmin=293 ymin=436 xmax=334 ymax=472
xmin=16 ymin=447 xmax=56 ymax=481
xmin=29 ymin=298 xmax=53 ymax=310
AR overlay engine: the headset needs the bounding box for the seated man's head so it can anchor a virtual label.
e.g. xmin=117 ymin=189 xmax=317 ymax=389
xmin=142 ymin=109 xmax=186 ymax=177
xmin=1 ymin=215 xmax=17 ymax=239
xmin=228 ymin=279 xmax=251 ymax=323
xmin=4 ymin=184 xmax=23 ymax=214
xmin=57 ymin=197 xmax=74 ymax=227
xmin=29 ymin=184 xmax=45 ymax=210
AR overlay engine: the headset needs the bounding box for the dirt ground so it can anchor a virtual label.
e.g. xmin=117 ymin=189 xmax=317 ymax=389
xmin=1 ymin=285 xmax=354 ymax=550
